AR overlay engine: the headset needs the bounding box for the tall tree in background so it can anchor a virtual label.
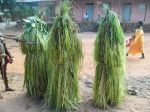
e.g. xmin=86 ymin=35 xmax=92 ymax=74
xmin=0 ymin=0 xmax=16 ymax=13
xmin=0 ymin=0 xmax=16 ymax=23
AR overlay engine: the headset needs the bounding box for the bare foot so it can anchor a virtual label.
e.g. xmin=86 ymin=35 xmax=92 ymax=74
xmin=140 ymin=57 xmax=145 ymax=59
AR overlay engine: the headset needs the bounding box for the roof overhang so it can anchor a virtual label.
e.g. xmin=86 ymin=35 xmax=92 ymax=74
xmin=16 ymin=0 xmax=56 ymax=2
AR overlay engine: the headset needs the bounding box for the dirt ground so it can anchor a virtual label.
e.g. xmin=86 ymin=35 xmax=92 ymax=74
xmin=0 ymin=30 xmax=150 ymax=112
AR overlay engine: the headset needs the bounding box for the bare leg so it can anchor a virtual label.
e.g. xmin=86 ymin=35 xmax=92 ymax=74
xmin=0 ymin=94 xmax=3 ymax=99
xmin=1 ymin=61 xmax=14 ymax=91
xmin=0 ymin=62 xmax=3 ymax=79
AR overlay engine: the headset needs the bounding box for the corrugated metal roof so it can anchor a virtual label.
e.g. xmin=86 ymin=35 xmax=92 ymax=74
xmin=16 ymin=0 xmax=55 ymax=2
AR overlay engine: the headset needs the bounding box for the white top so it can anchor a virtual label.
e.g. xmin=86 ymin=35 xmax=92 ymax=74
xmin=83 ymin=14 xmax=88 ymax=19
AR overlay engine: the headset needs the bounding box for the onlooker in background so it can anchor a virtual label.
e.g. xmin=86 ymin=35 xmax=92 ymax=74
xmin=83 ymin=13 xmax=89 ymax=22
xmin=96 ymin=13 xmax=103 ymax=30
xmin=96 ymin=13 xmax=102 ymax=25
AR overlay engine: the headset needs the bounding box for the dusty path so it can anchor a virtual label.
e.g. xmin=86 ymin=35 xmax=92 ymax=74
xmin=0 ymin=30 xmax=150 ymax=112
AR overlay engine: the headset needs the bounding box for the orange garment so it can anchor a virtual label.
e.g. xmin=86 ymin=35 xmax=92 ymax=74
xmin=128 ymin=28 xmax=144 ymax=55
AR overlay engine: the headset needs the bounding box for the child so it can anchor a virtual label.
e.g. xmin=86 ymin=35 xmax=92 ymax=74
xmin=0 ymin=37 xmax=14 ymax=91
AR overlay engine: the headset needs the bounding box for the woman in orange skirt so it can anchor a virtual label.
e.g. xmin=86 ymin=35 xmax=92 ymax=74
xmin=127 ymin=21 xmax=144 ymax=59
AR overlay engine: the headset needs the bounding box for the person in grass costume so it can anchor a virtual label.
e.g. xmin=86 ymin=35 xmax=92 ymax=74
xmin=93 ymin=9 xmax=126 ymax=108
xmin=45 ymin=0 xmax=83 ymax=111
xmin=20 ymin=16 xmax=48 ymax=99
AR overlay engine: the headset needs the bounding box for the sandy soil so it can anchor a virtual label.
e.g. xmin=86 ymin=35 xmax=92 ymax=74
xmin=0 ymin=30 xmax=150 ymax=112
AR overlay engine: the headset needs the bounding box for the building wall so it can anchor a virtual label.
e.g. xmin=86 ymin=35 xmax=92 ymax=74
xmin=17 ymin=0 xmax=56 ymax=22
xmin=71 ymin=0 xmax=150 ymax=23
xmin=145 ymin=0 xmax=150 ymax=23
xmin=17 ymin=0 xmax=150 ymax=23
xmin=72 ymin=0 xmax=85 ymax=22
xmin=38 ymin=1 xmax=54 ymax=9
xmin=73 ymin=0 xmax=97 ymax=22
xmin=38 ymin=1 xmax=56 ymax=22
xmin=119 ymin=0 xmax=147 ymax=23
xmin=72 ymin=0 xmax=121 ymax=22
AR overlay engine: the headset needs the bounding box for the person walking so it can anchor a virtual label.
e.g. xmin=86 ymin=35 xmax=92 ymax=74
xmin=126 ymin=21 xmax=145 ymax=59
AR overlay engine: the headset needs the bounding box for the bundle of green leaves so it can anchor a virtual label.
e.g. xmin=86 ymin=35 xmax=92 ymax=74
xmin=20 ymin=16 xmax=48 ymax=99
xmin=93 ymin=10 xmax=126 ymax=108
xmin=45 ymin=1 xmax=83 ymax=111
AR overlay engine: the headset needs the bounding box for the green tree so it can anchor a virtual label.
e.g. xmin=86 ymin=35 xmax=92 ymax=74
xmin=0 ymin=0 xmax=16 ymax=13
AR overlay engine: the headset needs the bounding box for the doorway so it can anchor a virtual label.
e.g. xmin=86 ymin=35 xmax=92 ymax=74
xmin=122 ymin=3 xmax=131 ymax=21
xmin=86 ymin=3 xmax=94 ymax=21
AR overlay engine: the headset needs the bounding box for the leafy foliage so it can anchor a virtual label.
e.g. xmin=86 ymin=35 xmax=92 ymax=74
xmin=44 ymin=1 xmax=83 ymax=111
xmin=0 ymin=0 xmax=16 ymax=13
xmin=93 ymin=10 xmax=126 ymax=108
xmin=12 ymin=4 xmax=36 ymax=20
xmin=20 ymin=16 xmax=49 ymax=99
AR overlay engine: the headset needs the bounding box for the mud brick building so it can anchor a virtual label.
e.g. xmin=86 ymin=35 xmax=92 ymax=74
xmin=16 ymin=0 xmax=150 ymax=31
